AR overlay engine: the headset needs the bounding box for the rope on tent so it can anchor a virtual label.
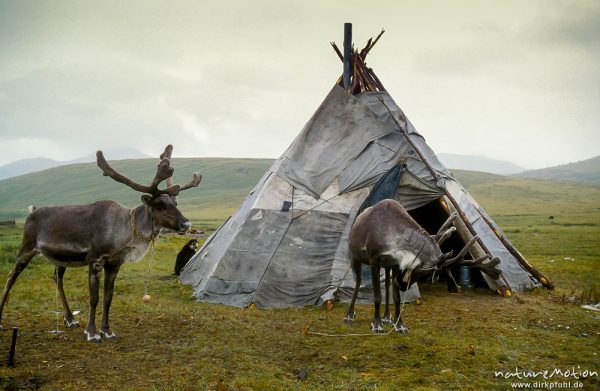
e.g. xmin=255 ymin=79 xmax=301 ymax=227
xmin=289 ymin=192 xmax=345 ymax=222
xmin=375 ymin=94 xmax=450 ymax=181
xmin=249 ymin=184 xmax=364 ymax=305
xmin=249 ymin=188 xmax=297 ymax=304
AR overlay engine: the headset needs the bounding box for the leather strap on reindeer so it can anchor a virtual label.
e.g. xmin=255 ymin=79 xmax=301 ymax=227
xmin=129 ymin=208 xmax=157 ymax=243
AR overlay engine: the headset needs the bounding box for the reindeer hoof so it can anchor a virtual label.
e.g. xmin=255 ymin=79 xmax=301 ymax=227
xmin=84 ymin=330 xmax=103 ymax=343
xmin=393 ymin=324 xmax=409 ymax=334
xmin=371 ymin=323 xmax=385 ymax=333
xmin=381 ymin=315 xmax=393 ymax=325
xmin=343 ymin=315 xmax=355 ymax=323
xmin=100 ymin=330 xmax=118 ymax=340
xmin=64 ymin=318 xmax=80 ymax=328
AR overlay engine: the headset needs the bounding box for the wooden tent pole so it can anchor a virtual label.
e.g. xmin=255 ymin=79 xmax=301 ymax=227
xmin=376 ymin=96 xmax=556 ymax=293
xmin=376 ymin=97 xmax=490 ymax=244
xmin=476 ymin=210 xmax=553 ymax=289
xmin=441 ymin=196 xmax=511 ymax=292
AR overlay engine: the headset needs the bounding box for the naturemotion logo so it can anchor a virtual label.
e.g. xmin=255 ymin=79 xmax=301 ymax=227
xmin=494 ymin=366 xmax=598 ymax=381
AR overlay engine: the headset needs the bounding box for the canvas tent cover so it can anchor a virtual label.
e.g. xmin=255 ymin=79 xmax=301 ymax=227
xmin=180 ymin=85 xmax=542 ymax=308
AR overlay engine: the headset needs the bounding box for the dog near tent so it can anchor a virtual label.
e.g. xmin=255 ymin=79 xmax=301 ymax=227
xmin=179 ymin=29 xmax=552 ymax=308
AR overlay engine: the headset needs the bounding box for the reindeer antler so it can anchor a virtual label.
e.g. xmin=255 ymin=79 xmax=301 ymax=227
xmin=159 ymin=144 xmax=173 ymax=161
xmin=435 ymin=234 xmax=503 ymax=280
xmin=437 ymin=235 xmax=479 ymax=269
xmin=159 ymin=145 xmax=175 ymax=189
xmin=431 ymin=212 xmax=458 ymax=246
xmin=436 ymin=212 xmax=458 ymax=237
xmin=461 ymin=255 xmax=502 ymax=280
xmin=96 ymin=145 xmax=201 ymax=197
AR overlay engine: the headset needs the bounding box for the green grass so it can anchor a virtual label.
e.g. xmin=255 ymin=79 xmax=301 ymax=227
xmin=0 ymin=166 xmax=598 ymax=389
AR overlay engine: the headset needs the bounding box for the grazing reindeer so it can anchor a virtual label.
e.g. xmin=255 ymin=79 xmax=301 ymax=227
xmin=345 ymin=199 xmax=500 ymax=333
xmin=174 ymin=239 xmax=198 ymax=276
xmin=380 ymin=212 xmax=458 ymax=323
xmin=0 ymin=145 xmax=201 ymax=342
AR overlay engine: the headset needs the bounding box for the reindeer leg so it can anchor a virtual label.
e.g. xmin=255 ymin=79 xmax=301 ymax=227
xmin=100 ymin=262 xmax=121 ymax=340
xmin=344 ymin=257 xmax=362 ymax=323
xmin=371 ymin=265 xmax=384 ymax=333
xmin=84 ymin=258 xmax=103 ymax=343
xmin=54 ymin=267 xmax=79 ymax=328
xmin=391 ymin=267 xmax=409 ymax=334
xmin=0 ymin=247 xmax=38 ymax=330
xmin=382 ymin=267 xmax=392 ymax=324
xmin=446 ymin=269 xmax=461 ymax=293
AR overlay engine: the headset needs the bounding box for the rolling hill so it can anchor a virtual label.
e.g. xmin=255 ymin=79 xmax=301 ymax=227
xmin=0 ymin=148 xmax=150 ymax=180
xmin=514 ymin=155 xmax=600 ymax=184
xmin=437 ymin=153 xmax=526 ymax=175
xmin=0 ymin=157 xmax=63 ymax=181
xmin=0 ymin=159 xmax=598 ymax=228
xmin=0 ymin=158 xmax=273 ymax=221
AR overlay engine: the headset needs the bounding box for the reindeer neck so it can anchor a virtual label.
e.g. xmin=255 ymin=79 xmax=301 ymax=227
xmin=131 ymin=205 xmax=159 ymax=242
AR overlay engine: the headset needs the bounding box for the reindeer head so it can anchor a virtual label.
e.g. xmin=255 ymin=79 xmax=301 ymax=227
xmin=400 ymin=233 xmax=503 ymax=290
xmin=396 ymin=230 xmax=483 ymax=290
xmin=96 ymin=145 xmax=201 ymax=234
xmin=391 ymin=233 xmax=453 ymax=290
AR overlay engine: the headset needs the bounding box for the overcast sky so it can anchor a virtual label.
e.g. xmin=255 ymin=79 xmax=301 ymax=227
xmin=0 ymin=0 xmax=598 ymax=169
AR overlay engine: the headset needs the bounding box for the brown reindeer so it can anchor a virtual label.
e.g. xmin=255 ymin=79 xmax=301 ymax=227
xmin=0 ymin=145 xmax=201 ymax=342
xmin=345 ymin=199 xmax=500 ymax=333
xmin=379 ymin=211 xmax=459 ymax=323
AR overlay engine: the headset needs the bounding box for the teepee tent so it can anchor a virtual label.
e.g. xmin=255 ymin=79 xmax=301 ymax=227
xmin=179 ymin=28 xmax=552 ymax=308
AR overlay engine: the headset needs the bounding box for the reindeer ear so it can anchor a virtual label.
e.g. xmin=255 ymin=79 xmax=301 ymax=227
xmin=141 ymin=195 xmax=153 ymax=205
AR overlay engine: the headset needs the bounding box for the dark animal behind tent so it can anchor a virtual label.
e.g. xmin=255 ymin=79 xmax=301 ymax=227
xmin=175 ymin=239 xmax=198 ymax=276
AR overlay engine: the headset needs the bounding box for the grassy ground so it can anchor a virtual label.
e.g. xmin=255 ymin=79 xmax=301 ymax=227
xmin=0 ymin=175 xmax=598 ymax=390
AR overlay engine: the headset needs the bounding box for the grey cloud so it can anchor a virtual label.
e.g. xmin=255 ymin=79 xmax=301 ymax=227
xmin=528 ymin=1 xmax=600 ymax=47
xmin=0 ymin=1 xmax=597 ymax=169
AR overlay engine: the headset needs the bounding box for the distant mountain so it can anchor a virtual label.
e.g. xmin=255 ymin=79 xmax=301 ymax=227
xmin=0 ymin=148 xmax=150 ymax=180
xmin=0 ymin=158 xmax=63 ymax=180
xmin=70 ymin=148 xmax=151 ymax=164
xmin=514 ymin=155 xmax=600 ymax=185
xmin=437 ymin=153 xmax=527 ymax=175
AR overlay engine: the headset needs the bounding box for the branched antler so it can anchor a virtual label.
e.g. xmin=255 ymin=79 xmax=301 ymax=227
xmin=435 ymin=227 xmax=456 ymax=246
xmin=96 ymin=144 xmax=201 ymax=198
xmin=435 ymin=232 xmax=502 ymax=280
xmin=437 ymin=235 xmax=479 ymax=269
xmin=436 ymin=212 xmax=458 ymax=237
xmin=461 ymin=255 xmax=502 ymax=280
xmin=159 ymin=145 xmax=175 ymax=188
xmin=432 ymin=212 xmax=458 ymax=245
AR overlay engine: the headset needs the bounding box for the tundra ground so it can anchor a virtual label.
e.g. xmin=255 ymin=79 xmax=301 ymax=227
xmin=0 ymin=174 xmax=598 ymax=390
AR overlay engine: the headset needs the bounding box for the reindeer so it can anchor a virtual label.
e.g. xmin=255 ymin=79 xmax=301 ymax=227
xmin=344 ymin=199 xmax=500 ymax=333
xmin=0 ymin=145 xmax=201 ymax=342
xmin=378 ymin=211 xmax=458 ymax=323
